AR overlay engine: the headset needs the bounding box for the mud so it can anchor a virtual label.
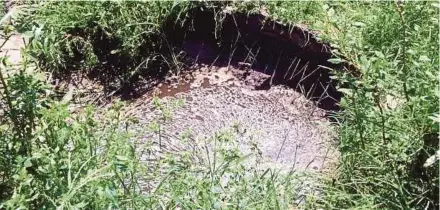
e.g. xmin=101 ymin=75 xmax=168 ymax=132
xmin=127 ymin=65 xmax=338 ymax=173
xmin=152 ymin=64 xmax=270 ymax=98
xmin=164 ymin=6 xmax=357 ymax=111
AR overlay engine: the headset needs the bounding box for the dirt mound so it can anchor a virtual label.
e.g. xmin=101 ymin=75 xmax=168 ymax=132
xmin=126 ymin=65 xmax=338 ymax=172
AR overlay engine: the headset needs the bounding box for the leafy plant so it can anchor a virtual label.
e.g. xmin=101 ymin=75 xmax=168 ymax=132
xmin=16 ymin=1 xmax=192 ymax=91
xmin=260 ymin=2 xmax=439 ymax=209
xmin=1 ymin=1 xmax=438 ymax=209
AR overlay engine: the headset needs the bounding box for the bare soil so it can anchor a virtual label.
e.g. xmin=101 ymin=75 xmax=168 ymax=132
xmin=1 ymin=33 xmax=338 ymax=174
xmin=125 ymin=64 xmax=338 ymax=173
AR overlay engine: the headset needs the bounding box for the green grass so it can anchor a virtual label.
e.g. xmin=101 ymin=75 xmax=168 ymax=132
xmin=0 ymin=65 xmax=307 ymax=208
xmin=259 ymin=1 xmax=439 ymax=209
xmin=1 ymin=1 xmax=438 ymax=209
xmin=16 ymin=1 xmax=193 ymax=90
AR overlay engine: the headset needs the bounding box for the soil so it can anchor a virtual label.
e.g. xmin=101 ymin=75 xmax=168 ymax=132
xmin=1 ymin=26 xmax=338 ymax=175
xmin=125 ymin=64 xmax=338 ymax=173
xmin=1 ymin=8 xmax=340 ymax=205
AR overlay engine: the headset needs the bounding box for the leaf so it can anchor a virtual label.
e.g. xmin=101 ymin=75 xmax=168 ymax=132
xmin=419 ymin=55 xmax=431 ymax=62
xmin=338 ymin=88 xmax=353 ymax=95
xmin=115 ymin=155 xmax=129 ymax=161
xmin=424 ymin=150 xmax=440 ymax=168
xmin=33 ymin=152 xmax=42 ymax=159
xmin=374 ymin=51 xmax=385 ymax=59
xmin=328 ymin=58 xmax=345 ymax=64
xmin=24 ymin=159 xmax=32 ymax=168
xmin=110 ymin=49 xmax=120 ymax=54
xmin=22 ymin=30 xmax=34 ymax=38
xmin=73 ymin=201 xmax=88 ymax=209
xmin=414 ymin=24 xmax=420 ymax=32
xmin=353 ymin=22 xmax=365 ymax=27
xmin=407 ymin=49 xmax=417 ymax=55
xmin=428 ymin=113 xmax=439 ymax=123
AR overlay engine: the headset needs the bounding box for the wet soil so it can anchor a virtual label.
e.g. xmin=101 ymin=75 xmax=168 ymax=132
xmin=126 ymin=65 xmax=338 ymax=172
xmin=152 ymin=64 xmax=270 ymax=98
xmin=1 ymin=4 xmax=340 ymax=175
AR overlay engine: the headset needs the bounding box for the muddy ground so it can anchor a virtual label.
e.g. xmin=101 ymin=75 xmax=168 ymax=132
xmin=1 ymin=30 xmax=338 ymax=173
xmin=125 ymin=64 xmax=338 ymax=173
xmin=1 ymin=21 xmax=339 ymax=208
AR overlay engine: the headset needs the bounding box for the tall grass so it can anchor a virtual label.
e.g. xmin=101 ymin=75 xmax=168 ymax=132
xmin=0 ymin=51 xmax=306 ymax=209
xmin=1 ymin=1 xmax=438 ymax=209
xmin=16 ymin=1 xmax=193 ymax=91
xmin=260 ymin=1 xmax=439 ymax=208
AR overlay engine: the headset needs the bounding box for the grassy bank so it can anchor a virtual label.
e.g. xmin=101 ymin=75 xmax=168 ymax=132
xmin=1 ymin=1 xmax=438 ymax=209
xmin=260 ymin=2 xmax=438 ymax=209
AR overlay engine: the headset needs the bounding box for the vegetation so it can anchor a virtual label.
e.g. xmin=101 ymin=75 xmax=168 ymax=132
xmin=1 ymin=1 xmax=438 ymax=209
xmin=262 ymin=2 xmax=439 ymax=209
xmin=16 ymin=1 xmax=190 ymax=90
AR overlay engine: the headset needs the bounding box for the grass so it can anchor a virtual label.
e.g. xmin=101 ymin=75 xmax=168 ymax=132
xmin=16 ymin=1 xmax=193 ymax=91
xmin=1 ymin=1 xmax=438 ymax=209
xmin=260 ymin=2 xmax=438 ymax=208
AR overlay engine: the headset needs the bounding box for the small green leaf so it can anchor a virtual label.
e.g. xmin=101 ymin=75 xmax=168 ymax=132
xmin=24 ymin=159 xmax=32 ymax=168
xmin=419 ymin=55 xmax=431 ymax=62
xmin=33 ymin=153 xmax=42 ymax=159
xmin=115 ymin=155 xmax=129 ymax=161
xmin=374 ymin=51 xmax=385 ymax=59
xmin=328 ymin=58 xmax=345 ymax=64
xmin=110 ymin=49 xmax=120 ymax=54
xmin=407 ymin=49 xmax=417 ymax=55
xmin=22 ymin=30 xmax=34 ymax=38
xmin=74 ymin=201 xmax=88 ymax=209
xmin=338 ymin=88 xmax=353 ymax=95
xmin=353 ymin=22 xmax=365 ymax=27
xmin=428 ymin=113 xmax=439 ymax=123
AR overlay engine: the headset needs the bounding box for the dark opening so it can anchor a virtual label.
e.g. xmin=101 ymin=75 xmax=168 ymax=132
xmin=165 ymin=7 xmax=355 ymax=111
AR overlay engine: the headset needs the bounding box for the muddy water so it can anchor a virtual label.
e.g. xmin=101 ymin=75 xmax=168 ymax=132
xmin=157 ymin=81 xmax=192 ymax=98
xmin=153 ymin=66 xmax=262 ymax=98
xmin=157 ymin=77 xmax=210 ymax=98
xmin=127 ymin=64 xmax=339 ymax=206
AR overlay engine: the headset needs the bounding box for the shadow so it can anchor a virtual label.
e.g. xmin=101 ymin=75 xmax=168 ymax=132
xmin=164 ymin=7 xmax=356 ymax=111
xmin=57 ymin=22 xmax=171 ymax=99
xmin=408 ymin=132 xmax=439 ymax=208
xmin=53 ymin=5 xmax=356 ymax=112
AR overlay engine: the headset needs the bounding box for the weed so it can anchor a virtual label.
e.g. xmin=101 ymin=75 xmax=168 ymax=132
xmin=259 ymin=1 xmax=439 ymax=209
xmin=1 ymin=1 xmax=438 ymax=209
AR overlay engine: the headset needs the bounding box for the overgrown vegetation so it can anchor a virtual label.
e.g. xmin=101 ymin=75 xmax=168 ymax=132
xmin=0 ymin=61 xmax=303 ymax=208
xmin=1 ymin=1 xmax=438 ymax=209
xmin=16 ymin=1 xmax=193 ymax=91
xmin=262 ymin=2 xmax=439 ymax=209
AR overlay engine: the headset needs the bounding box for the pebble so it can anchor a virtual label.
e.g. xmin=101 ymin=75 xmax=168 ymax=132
xmin=130 ymin=84 xmax=336 ymax=172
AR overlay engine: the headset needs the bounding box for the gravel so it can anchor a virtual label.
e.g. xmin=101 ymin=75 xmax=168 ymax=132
xmin=125 ymin=66 xmax=338 ymax=173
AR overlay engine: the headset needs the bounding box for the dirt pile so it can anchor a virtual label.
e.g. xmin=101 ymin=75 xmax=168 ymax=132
xmin=126 ymin=65 xmax=338 ymax=172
